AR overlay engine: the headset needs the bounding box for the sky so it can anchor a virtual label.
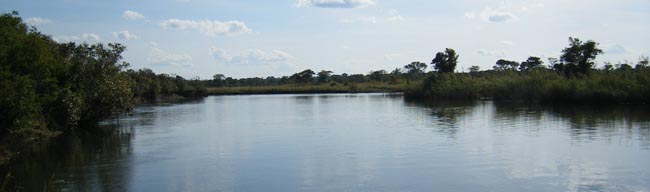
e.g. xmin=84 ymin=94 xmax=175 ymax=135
xmin=2 ymin=0 xmax=649 ymax=79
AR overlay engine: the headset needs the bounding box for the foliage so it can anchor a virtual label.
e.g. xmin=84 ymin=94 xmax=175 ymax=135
xmin=406 ymin=67 xmax=650 ymax=104
xmin=519 ymin=56 xmax=544 ymax=71
xmin=431 ymin=48 xmax=458 ymax=73
xmin=126 ymin=68 xmax=207 ymax=100
xmin=494 ymin=59 xmax=519 ymax=71
xmin=556 ymin=37 xmax=603 ymax=75
xmin=0 ymin=12 xmax=135 ymax=162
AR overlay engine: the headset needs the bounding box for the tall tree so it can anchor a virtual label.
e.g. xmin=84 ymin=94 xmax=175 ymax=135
xmin=560 ymin=37 xmax=603 ymax=75
xmin=519 ymin=56 xmax=544 ymax=71
xmin=494 ymin=59 xmax=519 ymax=71
xmin=404 ymin=62 xmax=427 ymax=74
xmin=317 ymin=70 xmax=333 ymax=83
xmin=431 ymin=48 xmax=459 ymax=73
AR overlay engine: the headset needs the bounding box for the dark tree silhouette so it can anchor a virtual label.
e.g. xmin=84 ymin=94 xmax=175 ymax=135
xmin=317 ymin=70 xmax=333 ymax=83
xmin=494 ymin=59 xmax=519 ymax=71
xmin=560 ymin=37 xmax=603 ymax=75
xmin=519 ymin=56 xmax=544 ymax=71
xmin=404 ymin=62 xmax=427 ymax=74
xmin=432 ymin=48 xmax=458 ymax=73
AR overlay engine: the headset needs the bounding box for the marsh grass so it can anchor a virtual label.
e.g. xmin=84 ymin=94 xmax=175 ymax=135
xmin=405 ymin=69 xmax=650 ymax=104
xmin=207 ymin=82 xmax=407 ymax=95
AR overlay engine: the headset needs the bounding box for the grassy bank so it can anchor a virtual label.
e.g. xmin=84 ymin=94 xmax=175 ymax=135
xmin=207 ymin=82 xmax=407 ymax=95
xmin=405 ymin=69 xmax=650 ymax=104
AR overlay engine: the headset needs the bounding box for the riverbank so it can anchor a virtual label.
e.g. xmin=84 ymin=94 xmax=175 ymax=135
xmin=405 ymin=69 xmax=650 ymax=104
xmin=206 ymin=82 xmax=408 ymax=95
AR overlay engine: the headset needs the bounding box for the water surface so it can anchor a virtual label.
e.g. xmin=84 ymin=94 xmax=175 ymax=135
xmin=9 ymin=94 xmax=650 ymax=191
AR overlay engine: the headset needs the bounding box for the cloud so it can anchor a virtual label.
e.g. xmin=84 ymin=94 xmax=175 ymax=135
xmin=25 ymin=17 xmax=50 ymax=25
xmin=82 ymin=33 xmax=100 ymax=42
xmin=499 ymin=40 xmax=515 ymax=46
xmin=209 ymin=47 xmax=293 ymax=66
xmin=113 ymin=31 xmax=138 ymax=40
xmin=604 ymin=44 xmax=629 ymax=55
xmin=122 ymin=10 xmax=145 ymax=20
xmin=464 ymin=11 xmax=477 ymax=19
xmin=387 ymin=9 xmax=404 ymax=22
xmin=487 ymin=12 xmax=517 ymax=22
xmin=466 ymin=5 xmax=519 ymax=23
xmin=295 ymin=0 xmax=376 ymax=8
xmin=383 ymin=53 xmax=402 ymax=60
xmin=340 ymin=16 xmax=377 ymax=24
xmin=477 ymin=49 xmax=505 ymax=57
xmin=160 ymin=19 xmax=252 ymax=36
xmin=54 ymin=33 xmax=101 ymax=43
xmin=148 ymin=47 xmax=193 ymax=67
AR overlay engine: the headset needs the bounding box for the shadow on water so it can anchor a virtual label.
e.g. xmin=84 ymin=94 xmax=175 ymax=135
xmin=0 ymin=123 xmax=134 ymax=191
xmin=406 ymin=99 xmax=650 ymax=146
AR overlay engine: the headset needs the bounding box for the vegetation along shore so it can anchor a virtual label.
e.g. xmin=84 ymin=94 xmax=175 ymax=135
xmin=1 ymin=11 xmax=648 ymax=167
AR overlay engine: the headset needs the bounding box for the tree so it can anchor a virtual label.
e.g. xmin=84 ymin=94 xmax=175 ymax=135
xmin=519 ymin=56 xmax=544 ymax=71
xmin=559 ymin=37 xmax=603 ymax=75
xmin=404 ymin=62 xmax=427 ymax=74
xmin=317 ymin=70 xmax=333 ymax=83
xmin=494 ymin=59 xmax=519 ymax=71
xmin=291 ymin=69 xmax=315 ymax=84
xmin=469 ymin=66 xmax=480 ymax=73
xmin=369 ymin=70 xmax=387 ymax=82
xmin=431 ymin=48 xmax=459 ymax=73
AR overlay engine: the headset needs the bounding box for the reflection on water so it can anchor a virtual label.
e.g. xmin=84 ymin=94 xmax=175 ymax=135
xmin=3 ymin=94 xmax=650 ymax=192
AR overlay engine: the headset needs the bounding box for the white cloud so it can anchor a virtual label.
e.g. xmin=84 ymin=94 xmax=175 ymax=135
xmin=25 ymin=17 xmax=50 ymax=26
xmin=208 ymin=47 xmax=233 ymax=62
xmin=483 ymin=8 xmax=518 ymax=23
xmin=477 ymin=49 xmax=505 ymax=57
xmin=604 ymin=44 xmax=630 ymax=55
xmin=209 ymin=47 xmax=293 ymax=66
xmin=295 ymin=0 xmax=376 ymax=8
xmin=160 ymin=19 xmax=252 ymax=36
xmin=383 ymin=53 xmax=402 ymax=60
xmin=82 ymin=33 xmax=101 ymax=42
xmin=499 ymin=40 xmax=515 ymax=46
xmin=340 ymin=16 xmax=377 ymax=24
xmin=466 ymin=5 xmax=519 ymax=23
xmin=387 ymin=9 xmax=404 ymax=22
xmin=54 ymin=33 xmax=101 ymax=43
xmin=464 ymin=12 xmax=476 ymax=19
xmin=122 ymin=10 xmax=145 ymax=20
xmin=113 ymin=30 xmax=138 ymax=40
xmin=148 ymin=47 xmax=193 ymax=67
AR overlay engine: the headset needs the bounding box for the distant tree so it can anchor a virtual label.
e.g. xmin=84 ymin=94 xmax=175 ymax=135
xmin=317 ymin=70 xmax=333 ymax=83
xmin=616 ymin=63 xmax=633 ymax=71
xmin=636 ymin=56 xmax=649 ymax=70
xmin=494 ymin=59 xmax=519 ymax=71
xmin=603 ymin=62 xmax=614 ymax=71
xmin=390 ymin=68 xmax=403 ymax=75
xmin=469 ymin=65 xmax=480 ymax=73
xmin=519 ymin=56 xmax=544 ymax=71
xmin=291 ymin=69 xmax=315 ymax=84
xmin=404 ymin=62 xmax=427 ymax=74
xmin=559 ymin=37 xmax=603 ymax=75
xmin=369 ymin=70 xmax=388 ymax=82
xmin=431 ymin=48 xmax=459 ymax=73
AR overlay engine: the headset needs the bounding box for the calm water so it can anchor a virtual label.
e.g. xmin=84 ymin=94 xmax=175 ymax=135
xmin=7 ymin=93 xmax=650 ymax=191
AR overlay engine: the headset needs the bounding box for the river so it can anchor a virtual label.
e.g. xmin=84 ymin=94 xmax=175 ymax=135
xmin=7 ymin=93 xmax=650 ymax=191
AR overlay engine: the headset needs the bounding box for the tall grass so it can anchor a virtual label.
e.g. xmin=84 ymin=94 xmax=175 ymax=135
xmin=207 ymin=82 xmax=406 ymax=95
xmin=405 ymin=69 xmax=650 ymax=104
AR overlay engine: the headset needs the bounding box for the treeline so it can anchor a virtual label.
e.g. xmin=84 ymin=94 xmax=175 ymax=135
xmin=126 ymin=68 xmax=207 ymax=100
xmin=405 ymin=38 xmax=650 ymax=104
xmin=206 ymin=63 xmax=435 ymax=87
xmin=0 ymin=12 xmax=203 ymax=164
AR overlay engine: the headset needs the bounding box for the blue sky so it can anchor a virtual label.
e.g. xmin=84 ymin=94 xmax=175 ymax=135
xmin=2 ymin=0 xmax=649 ymax=78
